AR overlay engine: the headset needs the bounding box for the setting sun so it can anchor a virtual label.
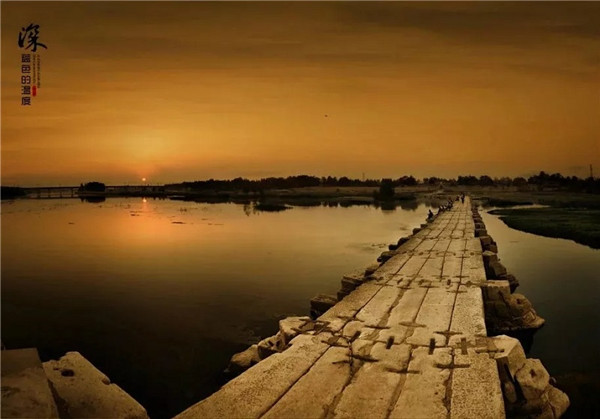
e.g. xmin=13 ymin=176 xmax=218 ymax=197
xmin=2 ymin=2 xmax=598 ymax=186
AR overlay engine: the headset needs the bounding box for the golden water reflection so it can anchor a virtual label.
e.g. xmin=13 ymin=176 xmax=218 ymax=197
xmin=2 ymin=197 xmax=431 ymax=417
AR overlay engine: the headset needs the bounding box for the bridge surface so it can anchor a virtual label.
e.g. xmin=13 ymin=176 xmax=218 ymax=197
xmin=177 ymin=198 xmax=505 ymax=419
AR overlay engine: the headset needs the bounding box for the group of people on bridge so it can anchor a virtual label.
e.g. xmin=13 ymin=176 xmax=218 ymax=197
xmin=428 ymin=193 xmax=466 ymax=220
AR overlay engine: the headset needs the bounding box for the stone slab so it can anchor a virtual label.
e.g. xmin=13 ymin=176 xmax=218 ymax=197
xmin=397 ymin=237 xmax=423 ymax=252
xmin=442 ymin=255 xmax=463 ymax=280
xmin=175 ymin=335 xmax=329 ymax=418
xmin=390 ymin=348 xmax=449 ymax=419
xmin=431 ymin=238 xmax=452 ymax=253
xmin=1 ymin=348 xmax=59 ymax=419
xmin=43 ymin=351 xmax=148 ymax=419
xmin=386 ymin=287 xmax=427 ymax=326
xmin=450 ymin=351 xmax=505 ymax=419
xmin=450 ymin=285 xmax=487 ymax=337
xmin=356 ymin=285 xmax=400 ymax=325
xmin=417 ymin=256 xmax=444 ymax=281
xmin=395 ymin=254 xmax=429 ymax=278
xmin=466 ymin=238 xmax=483 ymax=253
xmin=333 ymin=363 xmax=402 ymax=419
xmin=319 ymin=283 xmax=382 ymax=326
xmin=262 ymin=346 xmax=350 ymax=419
xmin=460 ymin=252 xmax=487 ymax=284
xmin=414 ymin=238 xmax=438 ymax=252
xmin=370 ymin=342 xmax=411 ymax=371
xmin=414 ymin=288 xmax=455 ymax=332
xmin=375 ymin=252 xmax=411 ymax=277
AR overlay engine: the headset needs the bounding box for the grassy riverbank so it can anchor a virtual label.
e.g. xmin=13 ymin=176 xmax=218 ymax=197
xmin=467 ymin=189 xmax=600 ymax=209
xmin=489 ymin=207 xmax=600 ymax=249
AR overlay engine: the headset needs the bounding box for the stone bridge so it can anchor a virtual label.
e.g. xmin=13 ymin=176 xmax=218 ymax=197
xmin=176 ymin=197 xmax=569 ymax=419
xmin=1 ymin=197 xmax=569 ymax=418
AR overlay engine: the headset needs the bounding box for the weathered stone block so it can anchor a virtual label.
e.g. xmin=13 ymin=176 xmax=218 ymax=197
xmin=490 ymin=335 xmax=527 ymax=382
xmin=356 ymin=286 xmax=400 ymax=324
xmin=450 ymin=351 xmax=505 ymax=419
xmin=377 ymin=250 xmax=396 ymax=263
xmin=364 ymin=263 xmax=380 ymax=276
xmin=335 ymin=363 xmax=402 ymax=419
xmin=508 ymin=294 xmax=533 ymax=316
xmin=547 ymin=385 xmax=570 ymax=418
xmin=337 ymin=290 xmax=350 ymax=301
xmin=341 ymin=320 xmax=365 ymax=340
xmin=351 ymin=338 xmax=374 ymax=358
xmin=1 ymin=348 xmax=59 ymax=419
xmin=370 ymin=342 xmax=411 ymax=371
xmin=310 ymin=294 xmax=337 ymax=318
xmin=386 ymin=287 xmax=427 ymax=326
xmin=279 ymin=316 xmax=311 ymax=344
xmin=486 ymin=291 xmax=545 ymax=333
xmin=482 ymin=280 xmax=511 ymax=301
xmin=406 ymin=328 xmax=446 ymax=347
xmin=493 ymin=300 xmax=512 ymax=319
xmin=483 ymin=251 xmax=506 ymax=278
xmin=175 ymin=335 xmax=330 ymax=419
xmin=515 ymin=359 xmax=550 ymax=401
xmin=376 ymin=325 xmax=408 ymax=346
xmin=397 ymin=237 xmax=409 ymax=246
xmin=482 ymin=250 xmax=498 ymax=265
xmin=343 ymin=269 xmax=365 ymax=280
xmin=43 ymin=352 xmax=148 ymax=419
xmin=479 ymin=235 xmax=493 ymax=246
xmin=489 ymin=261 xmax=507 ymax=277
xmin=261 ymin=346 xmax=350 ymax=419
xmin=392 ymin=348 xmax=450 ymax=419
xmin=485 ymin=243 xmax=498 ymax=253
xmin=450 ymin=285 xmax=487 ymax=337
xmin=226 ymin=345 xmax=261 ymax=374
xmin=499 ymin=273 xmax=519 ymax=292
xmin=319 ymin=283 xmax=381 ymax=325
xmin=502 ymin=380 xmax=518 ymax=404
xmin=257 ymin=333 xmax=286 ymax=359
xmin=341 ymin=277 xmax=360 ymax=293
xmin=475 ymin=228 xmax=488 ymax=237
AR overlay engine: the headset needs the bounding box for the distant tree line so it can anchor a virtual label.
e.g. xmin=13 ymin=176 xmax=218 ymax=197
xmin=168 ymin=172 xmax=598 ymax=193
xmin=79 ymin=182 xmax=106 ymax=192
xmin=170 ymin=175 xmax=419 ymax=192
xmin=423 ymin=172 xmax=598 ymax=192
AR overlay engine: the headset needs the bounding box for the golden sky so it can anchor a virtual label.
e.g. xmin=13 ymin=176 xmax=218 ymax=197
xmin=1 ymin=1 xmax=599 ymax=186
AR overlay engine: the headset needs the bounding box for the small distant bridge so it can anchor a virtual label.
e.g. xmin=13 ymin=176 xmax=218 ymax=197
xmin=23 ymin=185 xmax=167 ymax=199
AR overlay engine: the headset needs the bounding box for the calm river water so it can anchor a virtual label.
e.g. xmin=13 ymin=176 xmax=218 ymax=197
xmin=3 ymin=199 xmax=597 ymax=417
xmin=2 ymin=198 xmax=431 ymax=418
xmin=482 ymin=208 xmax=600 ymax=418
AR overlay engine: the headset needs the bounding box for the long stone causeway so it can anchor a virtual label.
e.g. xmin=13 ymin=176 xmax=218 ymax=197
xmin=176 ymin=197 xmax=569 ymax=419
xmin=1 ymin=197 xmax=570 ymax=418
